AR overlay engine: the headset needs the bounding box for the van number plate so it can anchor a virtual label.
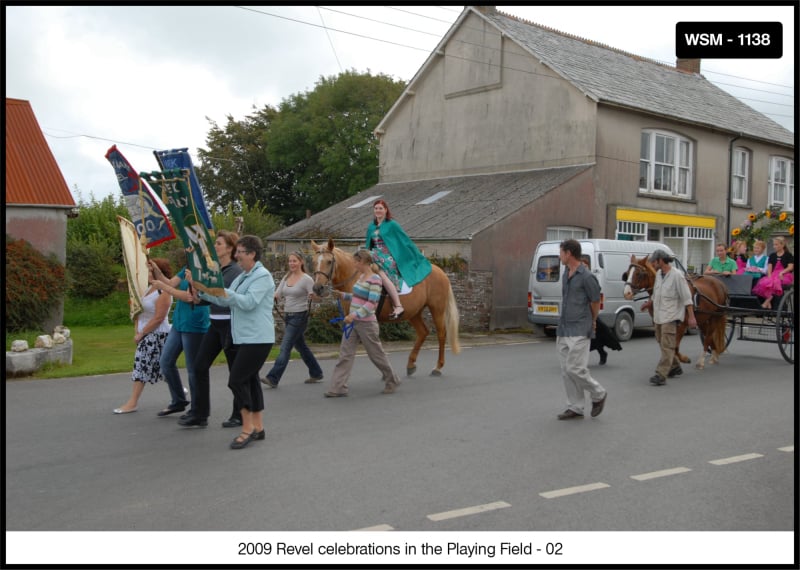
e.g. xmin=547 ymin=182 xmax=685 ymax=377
xmin=536 ymin=304 xmax=558 ymax=313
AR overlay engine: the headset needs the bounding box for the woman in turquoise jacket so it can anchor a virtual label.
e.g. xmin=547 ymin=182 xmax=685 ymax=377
xmin=195 ymin=235 xmax=274 ymax=449
xmin=364 ymin=199 xmax=431 ymax=319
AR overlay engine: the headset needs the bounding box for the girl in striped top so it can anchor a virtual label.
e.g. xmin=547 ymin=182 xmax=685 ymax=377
xmin=324 ymin=249 xmax=400 ymax=397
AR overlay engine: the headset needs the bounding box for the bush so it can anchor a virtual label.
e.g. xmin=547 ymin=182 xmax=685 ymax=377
xmin=66 ymin=236 xmax=120 ymax=298
xmin=306 ymin=303 xmax=345 ymax=344
xmin=67 ymin=193 xmax=128 ymax=265
xmin=5 ymin=236 xmax=68 ymax=332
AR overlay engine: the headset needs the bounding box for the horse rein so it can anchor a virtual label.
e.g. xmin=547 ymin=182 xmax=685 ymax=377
xmin=312 ymin=250 xmax=359 ymax=293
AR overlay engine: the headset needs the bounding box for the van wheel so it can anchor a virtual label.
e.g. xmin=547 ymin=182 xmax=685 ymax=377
xmin=544 ymin=326 xmax=557 ymax=338
xmin=614 ymin=311 xmax=634 ymax=342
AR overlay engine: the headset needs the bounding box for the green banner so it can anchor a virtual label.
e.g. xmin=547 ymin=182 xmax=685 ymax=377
xmin=141 ymin=169 xmax=225 ymax=296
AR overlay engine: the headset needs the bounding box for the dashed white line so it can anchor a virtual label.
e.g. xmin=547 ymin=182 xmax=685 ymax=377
xmin=709 ymin=453 xmax=764 ymax=465
xmin=427 ymin=501 xmax=511 ymax=521
xmin=630 ymin=466 xmax=692 ymax=481
xmin=352 ymin=524 xmax=394 ymax=531
xmin=539 ymin=482 xmax=610 ymax=499
xmin=778 ymin=446 xmax=794 ymax=453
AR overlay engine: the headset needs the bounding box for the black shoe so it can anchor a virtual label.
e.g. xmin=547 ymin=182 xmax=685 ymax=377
xmin=230 ymin=431 xmax=255 ymax=450
xmin=178 ymin=416 xmax=208 ymax=427
xmin=557 ymin=409 xmax=584 ymax=420
xmin=179 ymin=413 xmax=192 ymax=421
xmin=253 ymin=429 xmax=266 ymax=441
xmin=649 ymin=374 xmax=666 ymax=386
xmin=599 ymin=352 xmax=608 ymax=365
xmin=667 ymin=365 xmax=683 ymax=378
xmin=222 ymin=417 xmax=242 ymax=428
xmin=157 ymin=404 xmax=186 ymax=417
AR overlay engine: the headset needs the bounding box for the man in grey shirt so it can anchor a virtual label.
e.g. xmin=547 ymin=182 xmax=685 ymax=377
xmin=640 ymin=249 xmax=696 ymax=385
xmin=555 ymin=239 xmax=608 ymax=420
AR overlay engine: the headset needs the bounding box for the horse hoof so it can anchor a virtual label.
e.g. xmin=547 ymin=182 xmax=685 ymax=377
xmin=695 ymin=363 xmax=705 ymax=370
xmin=407 ymin=367 xmax=416 ymax=376
xmin=430 ymin=369 xmax=442 ymax=377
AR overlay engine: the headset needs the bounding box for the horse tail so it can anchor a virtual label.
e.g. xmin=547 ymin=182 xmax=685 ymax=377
xmin=445 ymin=282 xmax=461 ymax=354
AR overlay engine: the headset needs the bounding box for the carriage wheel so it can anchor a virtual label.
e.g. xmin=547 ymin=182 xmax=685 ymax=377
xmin=776 ymin=289 xmax=794 ymax=364
xmin=724 ymin=316 xmax=736 ymax=348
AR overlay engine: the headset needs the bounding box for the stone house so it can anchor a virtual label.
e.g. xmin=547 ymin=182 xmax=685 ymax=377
xmin=267 ymin=6 xmax=794 ymax=330
xmin=5 ymin=98 xmax=77 ymax=330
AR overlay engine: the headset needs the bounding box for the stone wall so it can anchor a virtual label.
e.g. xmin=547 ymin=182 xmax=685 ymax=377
xmin=271 ymin=264 xmax=493 ymax=335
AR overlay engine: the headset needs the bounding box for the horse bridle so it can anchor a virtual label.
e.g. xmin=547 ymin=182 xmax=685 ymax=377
xmin=312 ymin=249 xmax=358 ymax=293
xmin=625 ymin=262 xmax=655 ymax=301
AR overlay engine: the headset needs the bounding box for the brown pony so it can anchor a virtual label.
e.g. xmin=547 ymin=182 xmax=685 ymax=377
xmin=310 ymin=238 xmax=461 ymax=376
xmin=623 ymin=254 xmax=729 ymax=369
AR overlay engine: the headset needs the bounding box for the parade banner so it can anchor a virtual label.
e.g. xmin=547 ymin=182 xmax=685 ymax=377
xmin=141 ymin=169 xmax=225 ymax=296
xmin=105 ymin=145 xmax=176 ymax=248
xmin=118 ymin=215 xmax=150 ymax=321
xmin=153 ymin=148 xmax=214 ymax=231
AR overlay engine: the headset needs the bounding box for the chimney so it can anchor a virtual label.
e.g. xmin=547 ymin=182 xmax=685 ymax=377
xmin=676 ymin=58 xmax=701 ymax=74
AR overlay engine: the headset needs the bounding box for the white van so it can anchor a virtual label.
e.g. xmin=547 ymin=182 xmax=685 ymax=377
xmin=527 ymin=239 xmax=676 ymax=341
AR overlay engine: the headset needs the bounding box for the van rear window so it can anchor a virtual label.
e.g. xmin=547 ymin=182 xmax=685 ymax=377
xmin=536 ymin=256 xmax=561 ymax=282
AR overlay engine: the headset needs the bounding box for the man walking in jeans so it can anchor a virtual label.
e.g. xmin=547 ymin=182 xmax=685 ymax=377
xmin=640 ymin=249 xmax=697 ymax=386
xmin=555 ymin=239 xmax=608 ymax=420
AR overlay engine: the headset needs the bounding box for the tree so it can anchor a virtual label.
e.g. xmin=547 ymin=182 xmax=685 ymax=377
xmin=195 ymin=70 xmax=406 ymax=226
xmin=266 ymin=70 xmax=406 ymax=220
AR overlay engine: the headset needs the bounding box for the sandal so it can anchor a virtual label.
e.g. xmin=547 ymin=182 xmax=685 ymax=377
xmin=230 ymin=431 xmax=255 ymax=450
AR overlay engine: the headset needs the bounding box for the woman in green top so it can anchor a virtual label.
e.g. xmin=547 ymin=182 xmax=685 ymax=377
xmin=364 ymin=199 xmax=432 ymax=320
xmin=704 ymin=243 xmax=738 ymax=275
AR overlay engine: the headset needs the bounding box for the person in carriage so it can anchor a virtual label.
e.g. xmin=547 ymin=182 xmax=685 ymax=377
xmin=752 ymin=236 xmax=795 ymax=310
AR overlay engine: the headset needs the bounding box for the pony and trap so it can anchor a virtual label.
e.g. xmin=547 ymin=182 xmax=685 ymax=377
xmin=308 ymin=238 xmax=461 ymax=377
xmin=623 ymin=254 xmax=794 ymax=365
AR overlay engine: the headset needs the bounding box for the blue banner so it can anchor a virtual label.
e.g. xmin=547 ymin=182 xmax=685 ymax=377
xmin=105 ymin=145 xmax=176 ymax=248
xmin=153 ymin=148 xmax=214 ymax=231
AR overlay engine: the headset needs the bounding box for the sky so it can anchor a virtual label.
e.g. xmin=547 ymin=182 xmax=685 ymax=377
xmin=5 ymin=4 xmax=796 ymax=204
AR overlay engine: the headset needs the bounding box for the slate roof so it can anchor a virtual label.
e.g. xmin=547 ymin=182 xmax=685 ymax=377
xmin=480 ymin=8 xmax=793 ymax=147
xmin=268 ymin=165 xmax=591 ymax=242
xmin=5 ymin=98 xmax=75 ymax=207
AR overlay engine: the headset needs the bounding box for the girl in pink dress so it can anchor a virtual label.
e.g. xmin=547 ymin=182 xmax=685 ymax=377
xmin=752 ymin=236 xmax=795 ymax=309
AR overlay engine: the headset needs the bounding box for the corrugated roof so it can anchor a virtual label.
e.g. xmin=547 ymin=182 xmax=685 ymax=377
xmin=5 ymin=98 xmax=75 ymax=207
xmin=481 ymin=9 xmax=794 ymax=147
xmin=268 ymin=165 xmax=591 ymax=241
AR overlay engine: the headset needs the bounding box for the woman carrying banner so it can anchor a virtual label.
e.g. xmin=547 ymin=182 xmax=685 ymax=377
xmin=149 ymin=255 xmax=210 ymax=419
xmin=113 ymin=258 xmax=173 ymax=414
xmin=193 ymin=235 xmax=275 ymax=449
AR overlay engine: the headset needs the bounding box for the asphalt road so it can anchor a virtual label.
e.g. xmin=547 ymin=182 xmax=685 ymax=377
xmin=4 ymin=330 xmax=795 ymax=564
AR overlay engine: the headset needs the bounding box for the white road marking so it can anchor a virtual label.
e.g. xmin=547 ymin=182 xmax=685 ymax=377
xmin=352 ymin=524 xmax=394 ymax=531
xmin=427 ymin=501 xmax=511 ymax=521
xmin=709 ymin=453 xmax=764 ymax=465
xmin=539 ymin=482 xmax=610 ymax=498
xmin=630 ymin=467 xmax=692 ymax=481
xmin=777 ymin=446 xmax=793 ymax=452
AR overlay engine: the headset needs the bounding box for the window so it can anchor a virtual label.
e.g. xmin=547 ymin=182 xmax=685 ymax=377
xmin=348 ymin=195 xmax=382 ymax=208
xmin=769 ymin=157 xmax=794 ymax=211
xmin=731 ymin=147 xmax=750 ymax=205
xmin=616 ymin=221 xmax=646 ymax=241
xmin=640 ymin=130 xmax=694 ymax=198
xmin=545 ymin=226 xmax=588 ymax=241
xmin=536 ymin=256 xmax=561 ymax=283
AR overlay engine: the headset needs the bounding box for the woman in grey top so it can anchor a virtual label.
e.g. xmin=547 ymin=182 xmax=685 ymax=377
xmin=262 ymin=252 xmax=324 ymax=387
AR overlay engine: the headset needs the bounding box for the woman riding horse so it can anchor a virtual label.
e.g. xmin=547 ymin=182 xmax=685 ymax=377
xmin=310 ymin=238 xmax=460 ymax=377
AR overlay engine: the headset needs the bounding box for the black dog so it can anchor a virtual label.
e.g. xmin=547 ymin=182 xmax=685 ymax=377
xmin=591 ymin=320 xmax=622 ymax=364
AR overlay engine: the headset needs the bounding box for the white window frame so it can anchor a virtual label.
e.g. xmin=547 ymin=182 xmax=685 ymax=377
xmin=731 ymin=147 xmax=750 ymax=205
xmin=545 ymin=226 xmax=589 ymax=241
xmin=769 ymin=156 xmax=794 ymax=211
xmin=639 ymin=130 xmax=694 ymax=199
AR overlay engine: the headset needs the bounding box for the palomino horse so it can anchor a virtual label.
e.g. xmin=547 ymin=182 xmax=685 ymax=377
xmin=310 ymin=238 xmax=461 ymax=376
xmin=623 ymin=254 xmax=729 ymax=369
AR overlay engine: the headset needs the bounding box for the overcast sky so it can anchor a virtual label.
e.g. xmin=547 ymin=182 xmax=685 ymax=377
xmin=6 ymin=5 xmax=795 ymax=204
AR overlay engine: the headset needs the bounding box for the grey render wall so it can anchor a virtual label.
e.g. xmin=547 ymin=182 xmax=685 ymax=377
xmin=377 ymin=11 xmax=597 ymax=183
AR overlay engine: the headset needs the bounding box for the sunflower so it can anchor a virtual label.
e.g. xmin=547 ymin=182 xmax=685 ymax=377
xmin=791 ymin=225 xmax=795 ymax=236
xmin=731 ymin=227 xmax=741 ymax=237
xmin=779 ymin=212 xmax=787 ymax=222
xmin=765 ymin=210 xmax=772 ymax=218
xmin=748 ymin=213 xmax=757 ymax=221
